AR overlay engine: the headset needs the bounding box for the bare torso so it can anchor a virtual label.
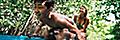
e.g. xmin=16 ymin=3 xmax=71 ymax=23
xmin=39 ymin=12 xmax=74 ymax=29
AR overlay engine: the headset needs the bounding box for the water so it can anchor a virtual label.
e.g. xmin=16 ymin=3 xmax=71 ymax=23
xmin=0 ymin=35 xmax=45 ymax=40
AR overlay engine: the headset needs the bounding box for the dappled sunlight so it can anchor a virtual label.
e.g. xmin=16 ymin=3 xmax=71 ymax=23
xmin=0 ymin=0 xmax=120 ymax=40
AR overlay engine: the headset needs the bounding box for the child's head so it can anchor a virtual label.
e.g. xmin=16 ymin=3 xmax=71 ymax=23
xmin=79 ymin=5 xmax=88 ymax=17
xmin=34 ymin=0 xmax=54 ymax=13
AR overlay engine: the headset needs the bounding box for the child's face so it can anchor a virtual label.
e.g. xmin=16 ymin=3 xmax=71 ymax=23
xmin=34 ymin=2 xmax=47 ymax=14
xmin=80 ymin=7 xmax=86 ymax=14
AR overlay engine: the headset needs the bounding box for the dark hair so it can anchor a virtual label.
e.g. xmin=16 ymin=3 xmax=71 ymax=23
xmin=44 ymin=0 xmax=54 ymax=9
xmin=34 ymin=0 xmax=46 ymax=4
xmin=34 ymin=0 xmax=54 ymax=9
xmin=80 ymin=5 xmax=88 ymax=17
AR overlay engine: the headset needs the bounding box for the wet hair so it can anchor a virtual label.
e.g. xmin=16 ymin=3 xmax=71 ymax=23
xmin=34 ymin=0 xmax=46 ymax=4
xmin=44 ymin=0 xmax=54 ymax=9
xmin=34 ymin=0 xmax=54 ymax=9
xmin=80 ymin=5 xmax=88 ymax=17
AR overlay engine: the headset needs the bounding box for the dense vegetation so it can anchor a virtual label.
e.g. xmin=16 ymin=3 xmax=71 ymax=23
xmin=0 ymin=0 xmax=120 ymax=40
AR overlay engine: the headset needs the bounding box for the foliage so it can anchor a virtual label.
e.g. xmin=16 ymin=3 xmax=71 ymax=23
xmin=0 ymin=0 xmax=33 ymax=35
xmin=0 ymin=0 xmax=120 ymax=40
xmin=94 ymin=0 xmax=120 ymax=40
